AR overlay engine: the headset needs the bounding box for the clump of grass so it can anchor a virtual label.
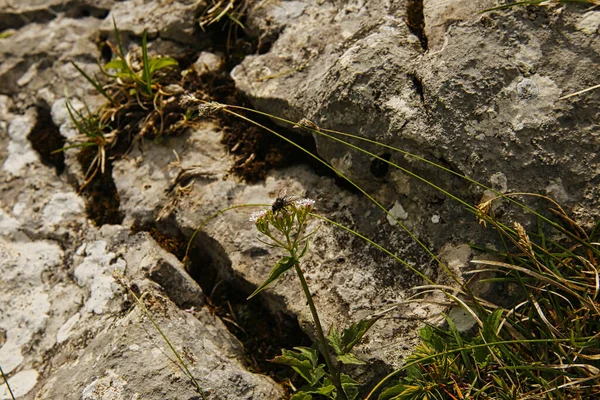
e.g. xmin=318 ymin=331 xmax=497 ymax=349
xmin=53 ymin=99 xmax=116 ymax=190
xmin=112 ymin=271 xmax=208 ymax=400
xmin=60 ymin=19 xmax=205 ymax=189
xmin=199 ymin=0 xmax=248 ymax=31
xmin=371 ymin=198 xmax=600 ymax=399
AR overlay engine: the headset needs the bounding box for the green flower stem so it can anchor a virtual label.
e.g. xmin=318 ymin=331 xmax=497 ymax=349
xmin=293 ymin=263 xmax=347 ymax=400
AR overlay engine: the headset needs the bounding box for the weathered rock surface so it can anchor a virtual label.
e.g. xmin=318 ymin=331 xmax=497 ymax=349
xmin=233 ymin=0 xmax=600 ymax=236
xmin=1 ymin=0 xmax=598 ymax=398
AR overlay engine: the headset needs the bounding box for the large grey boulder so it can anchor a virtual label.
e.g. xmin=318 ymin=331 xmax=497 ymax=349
xmin=232 ymin=0 xmax=600 ymax=238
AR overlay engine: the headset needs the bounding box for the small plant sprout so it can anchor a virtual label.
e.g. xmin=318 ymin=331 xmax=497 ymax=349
xmin=53 ymin=99 xmax=116 ymax=191
xmin=248 ymin=196 xmax=380 ymax=400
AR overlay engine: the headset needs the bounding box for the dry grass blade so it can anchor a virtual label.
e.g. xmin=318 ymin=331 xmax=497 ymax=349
xmin=471 ymin=259 xmax=583 ymax=300
xmin=528 ymin=293 xmax=563 ymax=337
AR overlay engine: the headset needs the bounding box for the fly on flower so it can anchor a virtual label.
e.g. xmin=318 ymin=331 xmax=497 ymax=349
xmin=271 ymin=188 xmax=298 ymax=215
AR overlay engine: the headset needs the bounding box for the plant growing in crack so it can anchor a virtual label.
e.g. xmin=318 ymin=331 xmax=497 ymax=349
xmin=248 ymin=197 xmax=380 ymax=400
xmin=52 ymin=99 xmax=116 ymax=191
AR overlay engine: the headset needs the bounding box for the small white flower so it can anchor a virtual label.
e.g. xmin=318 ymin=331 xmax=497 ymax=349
xmin=294 ymin=198 xmax=315 ymax=208
xmin=249 ymin=209 xmax=268 ymax=222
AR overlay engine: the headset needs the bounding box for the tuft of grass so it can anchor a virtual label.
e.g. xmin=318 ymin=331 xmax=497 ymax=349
xmin=52 ymin=99 xmax=116 ymax=191
xmin=112 ymin=271 xmax=208 ymax=400
xmin=60 ymin=19 xmax=204 ymax=189
xmin=371 ymin=201 xmax=600 ymax=399
xmin=199 ymin=0 xmax=248 ymax=30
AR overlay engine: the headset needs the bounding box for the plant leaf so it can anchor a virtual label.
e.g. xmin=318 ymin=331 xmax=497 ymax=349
xmin=340 ymin=374 xmax=359 ymax=400
xmin=141 ymin=29 xmax=152 ymax=95
xmin=291 ymin=392 xmax=313 ymax=400
xmin=104 ymin=59 xmax=128 ymax=72
xmin=70 ymin=61 xmax=115 ymax=105
xmin=327 ymin=325 xmax=343 ymax=355
xmin=298 ymin=238 xmax=310 ymax=258
xmin=247 ymin=256 xmax=297 ymax=299
xmin=148 ymin=57 xmax=178 ymax=76
xmin=337 ymin=352 xmax=365 ymax=365
xmin=341 ymin=316 xmax=381 ymax=353
xmin=271 ymin=348 xmax=325 ymax=386
xmin=293 ymin=346 xmax=319 ymax=367
xmin=378 ymin=383 xmax=405 ymax=400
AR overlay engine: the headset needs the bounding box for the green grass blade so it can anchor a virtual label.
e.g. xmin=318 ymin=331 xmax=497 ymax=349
xmin=117 ymin=276 xmax=208 ymax=399
xmin=0 ymin=364 xmax=15 ymax=400
xmin=141 ymin=29 xmax=152 ymax=95
xmin=221 ymin=107 xmax=462 ymax=286
xmin=223 ymin=104 xmax=600 ymax=257
xmin=70 ymin=61 xmax=115 ymax=105
xmin=112 ymin=16 xmax=126 ymax=61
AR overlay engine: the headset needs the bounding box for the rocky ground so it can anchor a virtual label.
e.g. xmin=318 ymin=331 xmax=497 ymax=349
xmin=0 ymin=0 xmax=598 ymax=399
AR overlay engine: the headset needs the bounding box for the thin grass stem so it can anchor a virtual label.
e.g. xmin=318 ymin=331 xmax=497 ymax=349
xmin=0 ymin=365 xmax=15 ymax=400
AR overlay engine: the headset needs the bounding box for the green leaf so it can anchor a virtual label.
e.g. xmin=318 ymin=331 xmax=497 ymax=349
xmin=378 ymin=383 xmax=405 ymax=400
xmin=247 ymin=256 xmax=297 ymax=299
xmin=141 ymin=29 xmax=152 ymax=95
xmin=148 ymin=57 xmax=178 ymax=76
xmin=419 ymin=325 xmax=445 ymax=353
xmin=293 ymin=346 xmax=319 ymax=367
xmin=271 ymin=348 xmax=325 ymax=386
xmin=341 ymin=316 xmax=381 ymax=353
xmin=112 ymin=17 xmax=127 ymax=61
xmin=104 ymin=59 xmax=128 ymax=72
xmin=483 ymin=308 xmax=502 ymax=341
xmin=303 ymin=384 xmax=336 ymax=397
xmin=0 ymin=30 xmax=14 ymax=39
xmin=327 ymin=325 xmax=343 ymax=355
xmin=291 ymin=392 xmax=313 ymax=400
xmin=340 ymin=374 xmax=359 ymax=400
xmin=70 ymin=61 xmax=115 ymax=105
xmin=337 ymin=352 xmax=365 ymax=365
xmin=298 ymin=239 xmax=310 ymax=258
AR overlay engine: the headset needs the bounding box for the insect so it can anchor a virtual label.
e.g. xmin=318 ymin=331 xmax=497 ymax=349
xmin=271 ymin=188 xmax=297 ymax=214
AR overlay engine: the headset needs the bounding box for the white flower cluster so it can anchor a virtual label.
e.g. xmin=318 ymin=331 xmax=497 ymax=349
xmin=294 ymin=198 xmax=315 ymax=208
xmin=249 ymin=209 xmax=268 ymax=222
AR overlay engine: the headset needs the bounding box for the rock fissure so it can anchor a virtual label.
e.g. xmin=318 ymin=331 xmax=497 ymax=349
xmin=134 ymin=220 xmax=311 ymax=392
xmin=406 ymin=0 xmax=428 ymax=51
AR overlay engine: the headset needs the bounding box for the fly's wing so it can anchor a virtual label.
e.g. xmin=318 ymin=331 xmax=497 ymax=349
xmin=284 ymin=195 xmax=301 ymax=205
xmin=276 ymin=187 xmax=287 ymax=199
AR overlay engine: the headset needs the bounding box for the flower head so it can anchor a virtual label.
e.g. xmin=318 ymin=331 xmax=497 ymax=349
xmin=249 ymin=209 xmax=268 ymax=222
xmin=294 ymin=198 xmax=315 ymax=209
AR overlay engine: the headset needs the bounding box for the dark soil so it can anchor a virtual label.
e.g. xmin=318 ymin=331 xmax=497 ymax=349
xmin=28 ymin=106 xmax=66 ymax=174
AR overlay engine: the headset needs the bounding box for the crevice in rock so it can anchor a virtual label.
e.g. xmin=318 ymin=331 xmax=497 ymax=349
xmin=133 ymin=219 xmax=311 ymax=393
xmin=60 ymin=4 xmax=110 ymax=20
xmin=77 ymin=147 xmax=124 ymax=226
xmin=409 ymin=73 xmax=425 ymax=103
xmin=28 ymin=106 xmax=66 ymax=175
xmin=0 ymin=10 xmax=57 ymax=32
xmin=406 ymin=0 xmax=428 ymax=51
xmin=370 ymin=152 xmax=392 ymax=179
xmin=194 ymin=51 xmax=347 ymax=187
xmin=0 ymin=2 xmax=110 ymax=31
